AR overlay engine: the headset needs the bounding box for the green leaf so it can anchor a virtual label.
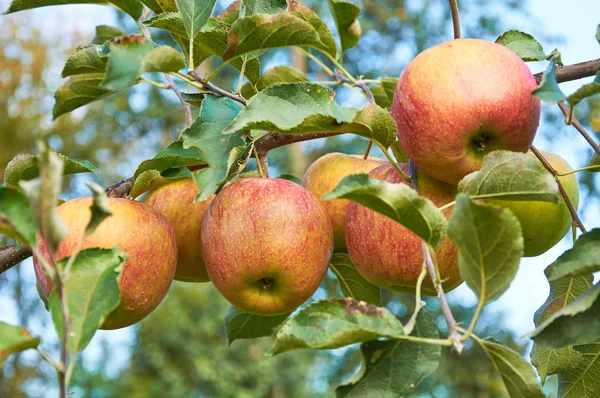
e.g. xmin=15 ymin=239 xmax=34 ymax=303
xmin=175 ymin=0 xmax=217 ymax=40
xmin=527 ymin=282 xmax=600 ymax=349
xmin=223 ymin=12 xmax=329 ymax=61
xmin=531 ymin=271 xmax=593 ymax=383
xmin=545 ymin=230 xmax=600 ymax=281
xmin=389 ymin=140 xmax=409 ymax=163
xmin=241 ymin=66 xmax=309 ymax=99
xmin=139 ymin=0 xmax=161 ymax=13
xmin=495 ymin=30 xmax=547 ymax=61
xmin=329 ymin=0 xmax=362 ymax=52
xmin=3 ymin=0 xmax=143 ymax=20
xmin=129 ymin=168 xmax=192 ymax=199
xmin=134 ymin=140 xmax=205 ymax=179
xmin=224 ymin=82 xmax=397 ymax=148
xmin=589 ymin=152 xmax=600 ymax=169
xmin=101 ymin=35 xmax=157 ymax=90
xmin=289 ymin=0 xmax=338 ymax=59
xmin=0 ymin=322 xmax=40 ymax=365
xmin=242 ymin=0 xmax=285 ymax=15
xmin=557 ymin=342 xmax=600 ymax=398
xmin=224 ymin=306 xmax=290 ymax=345
xmin=49 ymin=247 xmax=126 ymax=353
xmin=62 ymin=45 xmax=106 ymax=78
xmin=447 ymin=195 xmax=523 ymax=303
xmin=92 ymin=25 xmax=126 ymax=45
xmin=19 ymin=144 xmax=67 ymax=254
xmin=216 ymin=0 xmax=241 ymax=24
xmin=369 ymin=77 xmax=398 ymax=108
xmin=276 ymin=173 xmax=302 ymax=184
xmin=323 ymin=174 xmax=447 ymax=249
xmin=140 ymin=46 xmax=186 ymax=73
xmin=476 ymin=339 xmax=545 ymax=397
xmin=330 ymin=253 xmax=381 ymax=306
xmin=566 ymin=73 xmax=600 ymax=110
xmin=53 ymin=74 xmax=129 ymax=119
xmin=0 ymin=187 xmax=37 ymax=246
xmin=4 ymin=153 xmax=97 ymax=189
xmin=271 ymin=298 xmax=404 ymax=355
xmin=336 ymin=311 xmax=440 ymax=397
xmin=180 ymin=92 xmax=206 ymax=107
xmin=533 ymin=53 xmax=567 ymax=103
xmin=84 ymin=183 xmax=112 ymax=236
xmin=458 ymin=150 xmax=560 ymax=202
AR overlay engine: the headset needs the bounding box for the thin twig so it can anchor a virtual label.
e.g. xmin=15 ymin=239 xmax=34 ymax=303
xmin=530 ymin=146 xmax=586 ymax=232
xmin=448 ymin=0 xmax=461 ymax=39
xmin=257 ymin=152 xmax=269 ymax=178
xmin=557 ymin=102 xmax=600 ymax=156
xmin=188 ymin=70 xmax=247 ymax=106
xmin=404 ymin=266 xmax=427 ymax=335
xmin=164 ymin=74 xmax=193 ymax=126
xmin=104 ymin=178 xmax=134 ymax=199
xmin=0 ymin=245 xmax=32 ymax=273
xmin=363 ymin=141 xmax=373 ymax=159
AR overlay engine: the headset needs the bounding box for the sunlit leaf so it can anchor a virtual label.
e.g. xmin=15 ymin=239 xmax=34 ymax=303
xmin=0 ymin=187 xmax=37 ymax=246
xmin=240 ymin=65 xmax=308 ymax=99
xmin=0 ymin=322 xmax=40 ymax=365
xmin=92 ymin=25 xmax=127 ymax=45
xmin=495 ymin=30 xmax=547 ymax=61
xmin=175 ymin=0 xmax=217 ymax=41
xmin=101 ymin=35 xmax=157 ymax=90
xmin=369 ymin=77 xmax=398 ymax=108
xmin=62 ymin=45 xmax=106 ymax=77
xmin=328 ymin=0 xmax=361 ymax=52
xmin=545 ymin=230 xmax=600 ymax=281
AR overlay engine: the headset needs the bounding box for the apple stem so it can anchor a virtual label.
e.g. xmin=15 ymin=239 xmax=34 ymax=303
xmin=403 ymin=266 xmax=427 ymax=335
xmin=164 ymin=74 xmax=192 ymax=127
xmin=531 ymin=146 xmax=587 ymax=233
xmin=448 ymin=0 xmax=461 ymax=39
xmin=363 ymin=141 xmax=373 ymax=159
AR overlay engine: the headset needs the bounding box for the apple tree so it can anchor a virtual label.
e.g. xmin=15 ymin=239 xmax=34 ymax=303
xmin=1 ymin=0 xmax=600 ymax=397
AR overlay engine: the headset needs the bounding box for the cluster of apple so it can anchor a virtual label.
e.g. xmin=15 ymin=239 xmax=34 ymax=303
xmin=33 ymin=39 xmax=579 ymax=328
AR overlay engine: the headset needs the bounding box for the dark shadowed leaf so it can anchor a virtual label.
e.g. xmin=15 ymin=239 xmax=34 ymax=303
xmin=476 ymin=339 xmax=545 ymax=397
xmin=557 ymin=342 xmax=600 ymax=398
xmin=92 ymin=25 xmax=126 ymax=44
xmin=3 ymin=0 xmax=143 ymax=20
xmin=180 ymin=92 xmax=206 ymax=107
xmin=330 ymin=254 xmax=381 ymax=306
xmin=447 ymin=195 xmax=523 ymax=303
xmin=276 ymin=173 xmax=302 ymax=184
xmin=390 ymin=140 xmax=408 ymax=163
xmin=61 ymin=45 xmax=106 ymax=77
xmin=590 ymin=152 xmax=600 ymax=170
xmin=546 ymin=229 xmax=600 ymax=281
xmin=0 ymin=187 xmax=37 ymax=246
xmin=4 ymin=153 xmax=97 ymax=189
xmin=84 ymin=183 xmax=112 ymax=236
xmin=101 ymin=35 xmax=157 ymax=90
xmin=49 ymin=247 xmax=126 ymax=353
xmin=0 ymin=322 xmax=40 ymax=365
xmin=369 ymin=77 xmax=398 ymax=108
xmin=224 ymin=83 xmax=396 ymax=148
xmin=533 ymin=54 xmax=567 ymax=103
xmin=336 ymin=311 xmax=440 ymax=397
xmin=224 ymin=306 xmax=290 ymax=345
xmin=242 ymin=0 xmax=286 ymax=15
xmin=175 ymin=0 xmax=217 ymax=41
xmin=271 ymin=298 xmax=404 ymax=355
xmin=328 ymin=0 xmax=362 ymax=52
xmin=323 ymin=174 xmax=447 ymax=249
xmin=458 ymin=150 xmax=560 ymax=202
xmin=241 ymin=65 xmax=308 ymax=99
xmin=495 ymin=30 xmax=547 ymax=61
xmin=134 ymin=140 xmax=205 ymax=179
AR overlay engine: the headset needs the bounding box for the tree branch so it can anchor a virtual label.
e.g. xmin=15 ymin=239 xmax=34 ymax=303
xmin=557 ymin=102 xmax=600 ymax=156
xmin=534 ymin=58 xmax=600 ymax=84
xmin=164 ymin=74 xmax=192 ymax=126
xmin=0 ymin=246 xmax=32 ymax=273
xmin=530 ymin=145 xmax=586 ymax=233
xmin=188 ymin=70 xmax=247 ymax=106
xmin=448 ymin=0 xmax=461 ymax=39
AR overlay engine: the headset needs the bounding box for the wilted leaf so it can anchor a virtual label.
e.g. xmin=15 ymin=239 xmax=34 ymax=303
xmin=458 ymin=151 xmax=560 ymax=202
xmin=447 ymin=195 xmax=523 ymax=303
xmin=330 ymin=254 xmax=381 ymax=306
xmin=545 ymin=230 xmax=600 ymax=281
xmin=0 ymin=322 xmax=40 ymax=365
xmin=49 ymin=247 xmax=126 ymax=353
xmin=92 ymin=25 xmax=126 ymax=45
xmin=0 ymin=187 xmax=37 ymax=246
xmin=62 ymin=45 xmax=106 ymax=77
xmin=101 ymin=35 xmax=157 ymax=90
xmin=533 ymin=54 xmax=567 ymax=103
xmin=495 ymin=30 xmax=547 ymax=61
xmin=329 ymin=0 xmax=362 ymax=52
xmin=477 ymin=339 xmax=545 ymax=397
xmin=323 ymin=174 xmax=447 ymax=249
xmin=336 ymin=311 xmax=440 ymax=397
xmin=216 ymin=0 xmax=241 ymax=24
xmin=84 ymin=183 xmax=112 ymax=236
xmin=224 ymin=82 xmax=397 ymax=149
xmin=369 ymin=77 xmax=398 ymax=108
xmin=134 ymin=140 xmax=205 ymax=179
xmin=224 ymin=306 xmax=290 ymax=345
xmin=175 ymin=0 xmax=217 ymax=41
xmin=271 ymin=298 xmax=404 ymax=355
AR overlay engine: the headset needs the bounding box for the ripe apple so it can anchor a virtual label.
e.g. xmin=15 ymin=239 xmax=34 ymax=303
xmin=33 ymin=198 xmax=178 ymax=330
xmin=302 ymin=152 xmax=387 ymax=252
xmin=144 ymin=178 xmax=214 ymax=283
xmin=391 ymin=38 xmax=541 ymax=184
xmin=345 ymin=164 xmax=461 ymax=295
xmin=488 ymin=150 xmax=580 ymax=257
xmin=201 ymin=178 xmax=333 ymax=315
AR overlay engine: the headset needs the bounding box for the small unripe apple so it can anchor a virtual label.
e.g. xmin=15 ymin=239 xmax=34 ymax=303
xmin=144 ymin=178 xmax=214 ymax=282
xmin=488 ymin=150 xmax=580 ymax=257
xmin=345 ymin=164 xmax=461 ymax=295
xmin=302 ymin=152 xmax=387 ymax=252
xmin=201 ymin=178 xmax=333 ymax=315
xmin=392 ymin=38 xmax=541 ymax=184
xmin=33 ymin=198 xmax=178 ymax=330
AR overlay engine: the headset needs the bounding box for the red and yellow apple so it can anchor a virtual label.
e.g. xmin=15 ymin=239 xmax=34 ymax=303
xmin=201 ymin=178 xmax=333 ymax=315
xmin=488 ymin=150 xmax=580 ymax=257
xmin=391 ymin=38 xmax=541 ymax=184
xmin=302 ymin=152 xmax=387 ymax=252
xmin=34 ymin=198 xmax=177 ymax=330
xmin=144 ymin=178 xmax=214 ymax=282
xmin=345 ymin=164 xmax=461 ymax=294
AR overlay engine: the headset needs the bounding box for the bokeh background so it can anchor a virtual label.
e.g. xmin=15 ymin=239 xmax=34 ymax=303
xmin=1 ymin=0 xmax=599 ymax=396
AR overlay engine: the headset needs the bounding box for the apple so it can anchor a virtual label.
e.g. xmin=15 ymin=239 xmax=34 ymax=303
xmin=33 ymin=198 xmax=178 ymax=330
xmin=391 ymin=38 xmax=541 ymax=184
xmin=345 ymin=163 xmax=461 ymax=295
xmin=302 ymin=152 xmax=387 ymax=252
xmin=144 ymin=178 xmax=214 ymax=283
xmin=488 ymin=150 xmax=580 ymax=257
xmin=201 ymin=177 xmax=333 ymax=315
